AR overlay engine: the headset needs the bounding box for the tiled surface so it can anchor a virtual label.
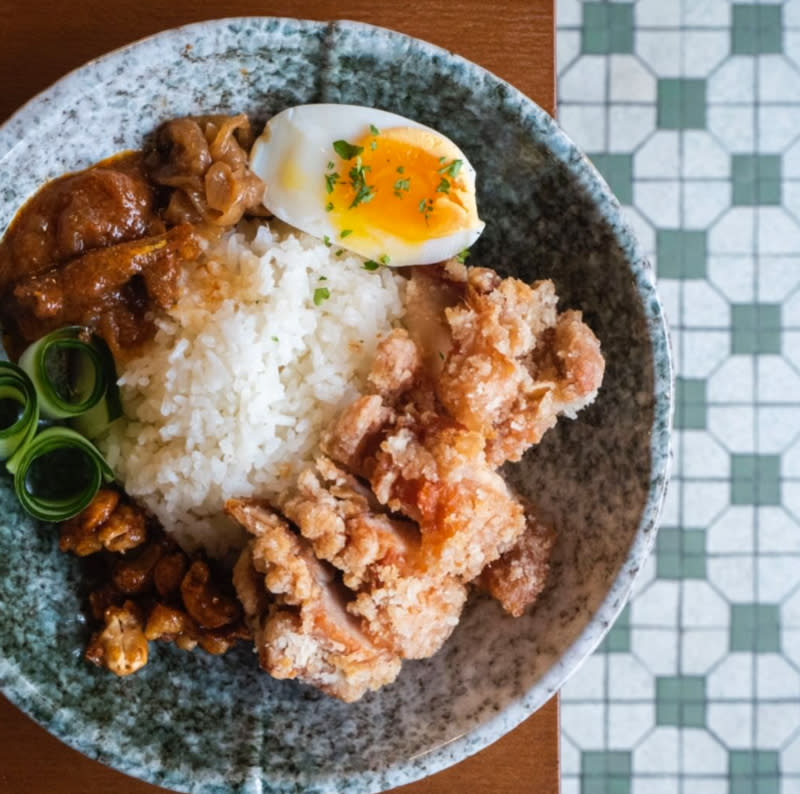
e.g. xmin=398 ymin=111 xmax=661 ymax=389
xmin=557 ymin=1 xmax=800 ymax=792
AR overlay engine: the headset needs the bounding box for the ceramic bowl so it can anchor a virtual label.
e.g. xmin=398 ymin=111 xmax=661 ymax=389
xmin=0 ymin=17 xmax=672 ymax=794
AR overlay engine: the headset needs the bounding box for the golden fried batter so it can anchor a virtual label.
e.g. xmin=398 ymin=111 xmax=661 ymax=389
xmin=226 ymin=499 xmax=402 ymax=702
xmin=436 ymin=267 xmax=604 ymax=466
xmin=477 ymin=507 xmax=557 ymax=617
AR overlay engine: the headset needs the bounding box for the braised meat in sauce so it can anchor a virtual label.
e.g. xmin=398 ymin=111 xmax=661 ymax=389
xmin=0 ymin=116 xmax=265 ymax=360
xmin=0 ymin=154 xmax=161 ymax=292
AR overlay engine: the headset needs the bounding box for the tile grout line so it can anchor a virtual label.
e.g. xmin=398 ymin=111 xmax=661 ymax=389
xmin=752 ymin=12 xmax=762 ymax=776
xmin=675 ymin=5 xmax=686 ymax=793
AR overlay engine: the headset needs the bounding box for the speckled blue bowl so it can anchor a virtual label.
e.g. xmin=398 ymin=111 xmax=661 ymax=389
xmin=0 ymin=17 xmax=672 ymax=794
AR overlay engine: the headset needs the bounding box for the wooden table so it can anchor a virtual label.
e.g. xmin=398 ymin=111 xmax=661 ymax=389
xmin=0 ymin=1 xmax=558 ymax=792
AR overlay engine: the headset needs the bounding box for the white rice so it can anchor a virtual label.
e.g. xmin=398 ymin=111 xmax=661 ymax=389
xmin=100 ymin=221 xmax=406 ymax=556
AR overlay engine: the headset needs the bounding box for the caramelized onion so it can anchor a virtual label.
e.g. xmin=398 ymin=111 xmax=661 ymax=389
xmin=147 ymin=114 xmax=265 ymax=227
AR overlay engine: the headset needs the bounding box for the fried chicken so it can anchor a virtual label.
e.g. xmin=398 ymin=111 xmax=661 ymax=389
xmin=363 ymin=413 xmax=527 ymax=581
xmin=280 ymin=456 xmax=418 ymax=591
xmin=367 ymin=327 xmax=424 ymax=401
xmin=324 ymin=327 xmax=530 ymax=582
xmin=225 ymin=262 xmax=604 ymax=700
xmin=226 ymin=498 xmax=402 ymax=703
xmin=322 ymin=394 xmax=391 ymax=474
xmin=435 ymin=266 xmax=605 ymax=466
xmin=347 ymin=563 xmax=467 ymax=659
xmin=476 ymin=506 xmax=557 ymax=617
xmin=230 ymin=459 xmax=469 ymax=663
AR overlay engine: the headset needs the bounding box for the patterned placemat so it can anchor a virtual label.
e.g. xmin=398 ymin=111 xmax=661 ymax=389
xmin=556 ymin=2 xmax=800 ymax=792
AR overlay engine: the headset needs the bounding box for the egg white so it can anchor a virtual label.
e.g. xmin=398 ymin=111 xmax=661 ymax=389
xmin=249 ymin=104 xmax=484 ymax=266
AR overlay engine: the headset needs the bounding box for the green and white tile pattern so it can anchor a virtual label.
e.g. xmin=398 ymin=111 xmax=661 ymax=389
xmin=557 ymin=1 xmax=800 ymax=792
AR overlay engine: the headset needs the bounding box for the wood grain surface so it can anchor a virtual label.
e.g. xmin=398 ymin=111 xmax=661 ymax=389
xmin=0 ymin=0 xmax=554 ymax=123
xmin=0 ymin=1 xmax=558 ymax=792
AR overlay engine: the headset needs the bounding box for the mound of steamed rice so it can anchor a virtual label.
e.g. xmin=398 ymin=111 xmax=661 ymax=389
xmin=100 ymin=221 xmax=405 ymax=556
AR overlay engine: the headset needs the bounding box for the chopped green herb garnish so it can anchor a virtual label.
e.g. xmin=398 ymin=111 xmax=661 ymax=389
xmin=326 ymin=202 xmax=334 ymax=212
xmin=436 ymin=177 xmax=450 ymax=194
xmin=347 ymin=157 xmax=375 ymax=209
xmin=318 ymin=275 xmax=328 ymax=281
xmin=438 ymin=159 xmax=463 ymax=178
xmin=438 ymin=351 xmax=445 ymax=360
xmin=363 ymin=260 xmax=381 ymax=271
xmin=439 ymin=156 xmax=446 ymax=163
xmin=456 ymin=248 xmax=470 ymax=263
xmin=327 ymin=161 xmax=335 ymax=170
xmin=313 ymin=287 xmax=330 ymax=306
xmin=396 ymin=166 xmax=405 ymax=174
xmin=333 ymin=139 xmax=364 ymax=160
xmin=271 ymin=336 xmax=279 ymax=342
xmin=418 ymin=197 xmax=434 ymax=220
xmin=323 ymin=235 xmax=332 ymax=247
xmin=394 ymin=178 xmax=410 ymax=192
xmin=335 ymin=249 xmax=344 ymax=257
xmin=340 ymin=229 xmax=353 ymax=238
xmin=325 ymin=171 xmax=340 ymax=194
xmin=350 ymin=184 xmax=375 ymax=208
xmin=370 ymin=140 xmax=377 ymax=151
xmin=379 ymin=254 xmax=391 ymax=265
xmin=369 ymin=124 xmax=380 ymax=135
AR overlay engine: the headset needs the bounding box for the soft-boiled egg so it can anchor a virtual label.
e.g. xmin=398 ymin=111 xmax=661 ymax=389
xmin=249 ymin=104 xmax=484 ymax=266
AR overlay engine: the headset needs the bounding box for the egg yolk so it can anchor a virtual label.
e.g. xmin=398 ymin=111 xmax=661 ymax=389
xmin=327 ymin=127 xmax=476 ymax=248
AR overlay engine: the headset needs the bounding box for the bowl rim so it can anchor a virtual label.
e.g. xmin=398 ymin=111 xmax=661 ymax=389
xmin=0 ymin=15 xmax=674 ymax=794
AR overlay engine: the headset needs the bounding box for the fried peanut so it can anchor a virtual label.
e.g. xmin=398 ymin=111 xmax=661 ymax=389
xmin=85 ymin=601 xmax=148 ymax=676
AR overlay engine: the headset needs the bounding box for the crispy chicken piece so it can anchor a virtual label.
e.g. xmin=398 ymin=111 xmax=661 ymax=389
xmin=280 ymin=456 xmax=418 ymax=590
xmin=232 ymin=544 xmax=270 ymax=619
xmin=323 ymin=334 xmax=529 ymax=584
xmin=223 ymin=263 xmax=601 ymax=699
xmin=432 ymin=267 xmax=604 ymax=466
xmin=274 ymin=456 xmax=469 ymax=659
xmin=403 ymin=262 xmax=466 ymax=381
xmin=322 ymin=394 xmax=391 ymax=474
xmin=367 ymin=328 xmax=423 ymax=402
xmin=226 ymin=498 xmax=402 ymax=702
xmin=367 ymin=415 xmax=527 ymax=582
xmin=347 ymin=564 xmax=467 ymax=659
xmin=534 ymin=309 xmax=606 ymax=414
xmin=476 ymin=507 xmax=556 ymax=617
